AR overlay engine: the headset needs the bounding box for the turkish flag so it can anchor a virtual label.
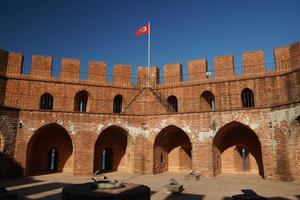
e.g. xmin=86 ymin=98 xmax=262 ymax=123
xmin=135 ymin=23 xmax=149 ymax=36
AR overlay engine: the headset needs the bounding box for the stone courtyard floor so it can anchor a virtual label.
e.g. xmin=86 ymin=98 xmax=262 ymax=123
xmin=0 ymin=172 xmax=299 ymax=200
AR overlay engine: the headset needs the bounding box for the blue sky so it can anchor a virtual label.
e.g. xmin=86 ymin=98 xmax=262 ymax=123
xmin=0 ymin=0 xmax=299 ymax=79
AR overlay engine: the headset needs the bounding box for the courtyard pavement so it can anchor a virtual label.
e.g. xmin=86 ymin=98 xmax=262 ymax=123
xmin=0 ymin=172 xmax=299 ymax=200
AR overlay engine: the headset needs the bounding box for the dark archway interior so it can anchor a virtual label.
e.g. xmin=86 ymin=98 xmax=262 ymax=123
xmin=153 ymin=125 xmax=192 ymax=174
xmin=94 ymin=126 xmax=127 ymax=173
xmin=213 ymin=122 xmax=264 ymax=177
xmin=27 ymin=123 xmax=73 ymax=175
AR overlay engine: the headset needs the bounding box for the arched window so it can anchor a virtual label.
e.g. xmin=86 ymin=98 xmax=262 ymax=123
xmin=74 ymin=90 xmax=88 ymax=112
xmin=113 ymin=95 xmax=123 ymax=113
xmin=241 ymin=88 xmax=255 ymax=108
xmin=40 ymin=93 xmax=53 ymax=110
xmin=167 ymin=95 xmax=178 ymax=112
xmin=201 ymin=91 xmax=215 ymax=111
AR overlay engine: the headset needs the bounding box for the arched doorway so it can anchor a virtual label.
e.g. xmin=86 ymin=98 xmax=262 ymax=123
xmin=153 ymin=125 xmax=192 ymax=174
xmin=26 ymin=123 xmax=73 ymax=175
xmin=94 ymin=126 xmax=128 ymax=173
xmin=213 ymin=121 xmax=264 ymax=177
xmin=287 ymin=116 xmax=300 ymax=180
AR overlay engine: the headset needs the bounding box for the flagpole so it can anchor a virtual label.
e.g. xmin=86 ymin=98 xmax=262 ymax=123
xmin=147 ymin=21 xmax=150 ymax=87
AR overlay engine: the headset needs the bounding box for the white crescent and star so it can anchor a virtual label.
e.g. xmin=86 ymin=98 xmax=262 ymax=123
xmin=139 ymin=26 xmax=147 ymax=32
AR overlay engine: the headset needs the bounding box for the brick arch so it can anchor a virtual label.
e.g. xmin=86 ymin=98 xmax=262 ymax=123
xmin=73 ymin=89 xmax=90 ymax=97
xmin=148 ymin=121 xmax=194 ymax=144
xmin=153 ymin=125 xmax=192 ymax=174
xmin=286 ymin=115 xmax=300 ymax=180
xmin=94 ymin=125 xmax=131 ymax=173
xmin=214 ymin=113 xmax=266 ymax=142
xmin=26 ymin=123 xmax=74 ymax=175
xmin=97 ymin=120 xmax=130 ymax=136
xmin=94 ymin=124 xmax=134 ymax=147
xmin=21 ymin=118 xmax=77 ymax=136
xmin=212 ymin=121 xmax=264 ymax=177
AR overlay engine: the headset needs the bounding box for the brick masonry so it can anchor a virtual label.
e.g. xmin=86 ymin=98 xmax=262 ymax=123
xmin=0 ymin=41 xmax=299 ymax=181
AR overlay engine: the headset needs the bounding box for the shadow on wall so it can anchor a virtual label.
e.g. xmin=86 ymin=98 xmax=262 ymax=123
xmin=274 ymin=124 xmax=294 ymax=181
xmin=0 ymin=152 xmax=23 ymax=178
xmin=0 ymin=107 xmax=21 ymax=177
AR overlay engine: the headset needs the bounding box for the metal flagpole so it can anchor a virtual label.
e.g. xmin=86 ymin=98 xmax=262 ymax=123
xmin=147 ymin=21 xmax=150 ymax=87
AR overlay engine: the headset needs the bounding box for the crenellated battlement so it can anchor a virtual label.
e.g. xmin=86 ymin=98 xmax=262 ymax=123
xmin=0 ymin=41 xmax=299 ymax=87
xmin=1 ymin=40 xmax=299 ymax=181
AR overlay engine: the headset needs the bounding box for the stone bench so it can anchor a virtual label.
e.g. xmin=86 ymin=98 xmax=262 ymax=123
xmin=63 ymin=182 xmax=150 ymax=200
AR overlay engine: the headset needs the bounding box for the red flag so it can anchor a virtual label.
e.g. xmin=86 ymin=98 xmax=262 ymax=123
xmin=135 ymin=23 xmax=149 ymax=36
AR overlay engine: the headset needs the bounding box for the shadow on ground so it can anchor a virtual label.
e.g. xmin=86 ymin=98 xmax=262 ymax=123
xmin=9 ymin=182 xmax=71 ymax=200
xmin=0 ymin=177 xmax=41 ymax=188
xmin=164 ymin=193 xmax=204 ymax=200
xmin=223 ymin=189 xmax=295 ymax=200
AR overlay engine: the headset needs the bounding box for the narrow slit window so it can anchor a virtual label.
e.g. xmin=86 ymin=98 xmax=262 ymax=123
xmin=113 ymin=95 xmax=123 ymax=113
xmin=167 ymin=95 xmax=178 ymax=112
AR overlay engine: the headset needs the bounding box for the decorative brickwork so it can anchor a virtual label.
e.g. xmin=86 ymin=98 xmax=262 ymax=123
xmin=0 ymin=41 xmax=299 ymax=181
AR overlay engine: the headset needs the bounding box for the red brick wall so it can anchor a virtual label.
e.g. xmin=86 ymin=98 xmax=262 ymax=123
xmin=242 ymin=50 xmax=265 ymax=75
xmin=188 ymin=59 xmax=208 ymax=81
xmin=0 ymin=49 xmax=9 ymax=76
xmin=0 ymin=41 xmax=299 ymax=181
xmin=88 ymin=61 xmax=106 ymax=84
xmin=137 ymin=66 xmax=159 ymax=87
xmin=164 ymin=63 xmax=182 ymax=84
xmin=61 ymin=59 xmax=80 ymax=81
xmin=7 ymin=52 xmax=23 ymax=75
xmin=31 ymin=55 xmax=52 ymax=79
xmin=214 ymin=55 xmax=234 ymax=79
xmin=113 ymin=64 xmax=131 ymax=86
xmin=287 ymin=117 xmax=300 ymax=180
